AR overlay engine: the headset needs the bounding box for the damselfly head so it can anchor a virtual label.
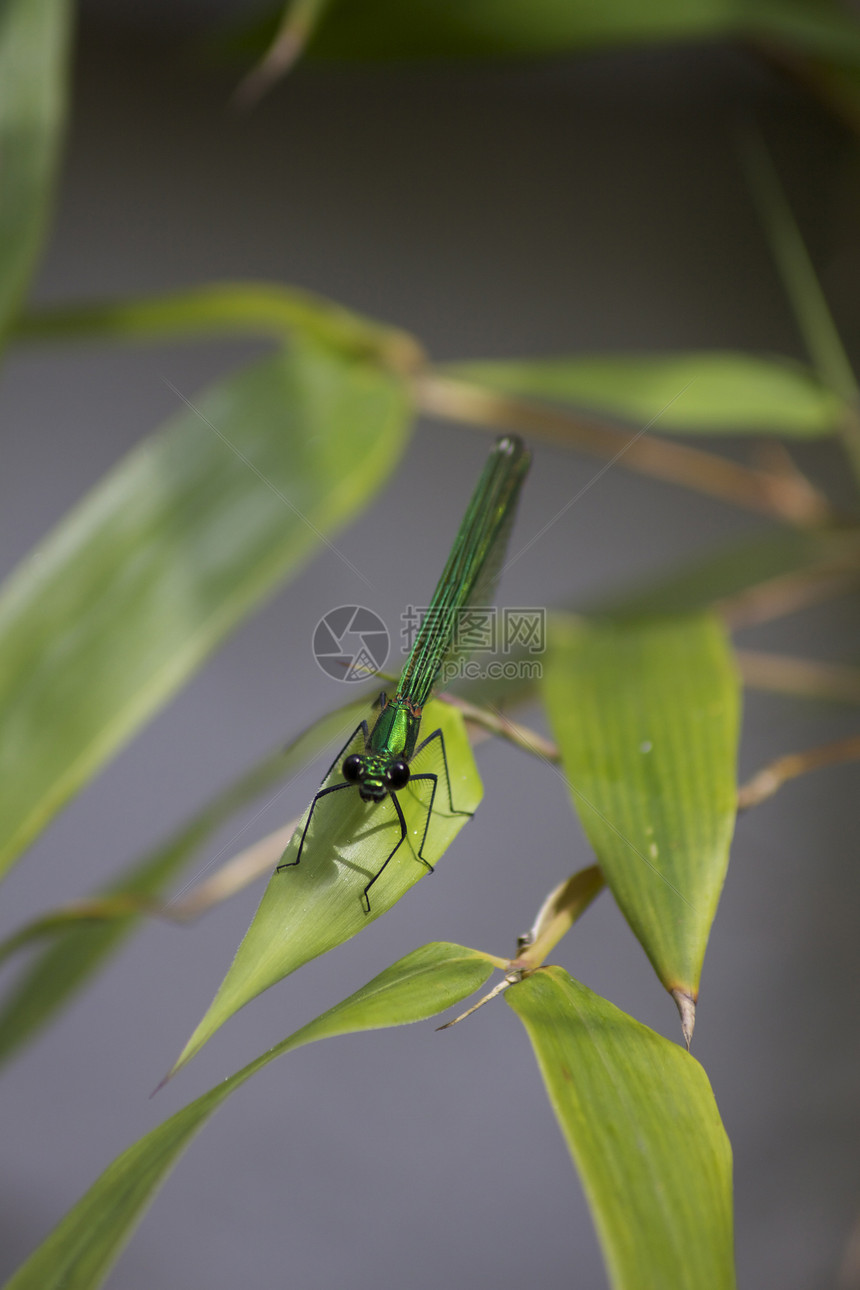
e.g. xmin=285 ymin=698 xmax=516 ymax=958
xmin=343 ymin=754 xmax=382 ymax=801
xmin=342 ymin=752 xmax=410 ymax=801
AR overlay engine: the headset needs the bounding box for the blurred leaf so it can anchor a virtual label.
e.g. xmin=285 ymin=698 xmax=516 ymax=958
xmin=507 ymin=967 xmax=735 ymax=1290
xmin=797 ymin=57 xmax=860 ymax=136
xmin=0 ymin=338 xmax=410 ymax=879
xmin=0 ymin=697 xmax=371 ymax=1068
xmin=221 ymin=0 xmax=733 ymax=64
xmin=742 ymin=136 xmax=860 ymax=481
xmin=589 ymin=527 xmax=860 ymax=619
xmin=231 ymin=0 xmax=860 ymax=67
xmin=448 ymin=352 xmax=845 ymax=436
xmin=16 ymin=281 xmax=423 ymax=372
xmin=745 ymin=1 xmax=860 ymax=65
xmin=5 ymin=941 xmax=496 ymax=1290
xmin=171 ymin=699 xmax=482 ymax=1076
xmin=541 ymin=613 xmax=740 ymax=1007
xmin=743 ymin=135 xmax=856 ymax=404
xmin=0 ymin=0 xmax=71 ymax=341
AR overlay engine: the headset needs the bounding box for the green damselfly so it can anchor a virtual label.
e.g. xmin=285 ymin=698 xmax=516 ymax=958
xmin=279 ymin=434 xmax=531 ymax=911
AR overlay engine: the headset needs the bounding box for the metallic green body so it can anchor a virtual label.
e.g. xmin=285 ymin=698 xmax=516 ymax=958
xmin=367 ymin=699 xmax=421 ymax=762
xmin=347 ymin=434 xmax=529 ymax=801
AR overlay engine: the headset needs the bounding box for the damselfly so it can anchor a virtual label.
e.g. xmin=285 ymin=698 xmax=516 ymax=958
xmin=279 ymin=434 xmax=531 ymax=910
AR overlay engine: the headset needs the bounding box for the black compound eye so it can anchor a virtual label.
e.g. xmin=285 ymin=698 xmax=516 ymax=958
xmin=384 ymin=759 xmax=410 ymax=790
xmin=342 ymin=754 xmax=364 ymax=783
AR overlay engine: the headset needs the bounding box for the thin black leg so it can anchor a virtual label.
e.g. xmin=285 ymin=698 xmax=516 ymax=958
xmin=276 ymin=720 xmax=368 ymax=873
xmin=361 ymin=790 xmax=407 ymax=913
xmin=411 ymin=727 xmax=475 ymax=819
xmin=406 ymin=772 xmax=439 ymax=873
xmin=277 ymin=781 xmax=355 ymax=871
xmin=319 ymin=720 xmax=370 ymax=785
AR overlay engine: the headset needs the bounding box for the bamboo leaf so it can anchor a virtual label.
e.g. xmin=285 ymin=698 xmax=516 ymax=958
xmin=0 ymin=698 xmax=370 ymax=1068
xmin=541 ymin=613 xmax=740 ymax=1017
xmin=4 ymin=942 xmax=496 ymax=1290
xmin=742 ymin=136 xmax=860 ymax=481
xmin=170 ymin=698 xmax=482 ymax=1077
xmin=229 ymin=0 xmax=860 ymax=67
xmin=0 ymin=338 xmax=410 ymax=879
xmin=0 ymin=0 xmax=71 ymax=341
xmin=448 ymin=352 xmax=845 ymax=437
xmin=743 ymin=137 xmax=856 ymax=404
xmin=221 ymin=0 xmax=733 ymax=66
xmin=16 ymin=281 xmax=422 ymax=372
xmin=507 ymin=967 xmax=735 ymax=1290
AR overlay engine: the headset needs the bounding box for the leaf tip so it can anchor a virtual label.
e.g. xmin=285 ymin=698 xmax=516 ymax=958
xmin=150 ymin=1068 xmax=174 ymax=1099
xmin=671 ymin=987 xmax=697 ymax=1049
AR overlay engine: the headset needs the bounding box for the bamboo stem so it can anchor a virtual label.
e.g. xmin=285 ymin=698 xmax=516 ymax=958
xmin=417 ymin=372 xmax=834 ymax=527
xmin=737 ymin=734 xmax=860 ymax=810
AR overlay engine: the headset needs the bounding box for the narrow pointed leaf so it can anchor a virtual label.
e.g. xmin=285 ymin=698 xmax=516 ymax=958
xmin=0 ymin=698 xmax=370 ymax=1068
xmin=0 ymin=338 xmax=409 ymax=879
xmin=507 ymin=967 xmax=735 ymax=1290
xmin=449 ymin=352 xmax=844 ymax=437
xmin=743 ymin=137 xmax=857 ymax=404
xmin=0 ymin=0 xmax=72 ymax=340
xmin=5 ymin=942 xmax=495 ymax=1290
xmin=171 ymin=699 xmax=482 ymax=1075
xmin=16 ymin=281 xmax=423 ymax=372
xmin=742 ymin=137 xmax=860 ymax=481
xmin=542 ymin=613 xmax=740 ymax=1001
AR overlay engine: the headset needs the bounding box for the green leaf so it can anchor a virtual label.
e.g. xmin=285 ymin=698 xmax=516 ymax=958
xmin=507 ymin=967 xmax=735 ymax=1290
xmin=226 ymin=0 xmax=860 ymax=68
xmin=541 ymin=613 xmax=740 ymax=1008
xmin=0 ymin=697 xmax=371 ymax=1068
xmin=16 ymin=281 xmax=423 ymax=372
xmin=742 ymin=136 xmax=860 ymax=482
xmin=448 ymin=352 xmax=845 ymax=437
xmin=224 ymin=0 xmax=735 ymax=65
xmin=743 ymin=136 xmax=856 ymax=404
xmin=0 ymin=338 xmax=410 ymax=879
xmin=800 ymin=58 xmax=860 ymax=141
xmin=171 ymin=698 xmax=483 ymax=1076
xmin=744 ymin=1 xmax=860 ymax=67
xmin=5 ymin=942 xmax=496 ymax=1290
xmin=0 ymin=0 xmax=71 ymax=341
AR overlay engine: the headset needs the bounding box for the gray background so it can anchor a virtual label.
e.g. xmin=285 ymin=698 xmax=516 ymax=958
xmin=1 ymin=10 xmax=859 ymax=1289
